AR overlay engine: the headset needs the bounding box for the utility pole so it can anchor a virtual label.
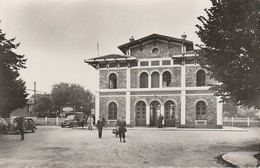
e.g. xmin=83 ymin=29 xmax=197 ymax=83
xmin=34 ymin=81 xmax=36 ymax=116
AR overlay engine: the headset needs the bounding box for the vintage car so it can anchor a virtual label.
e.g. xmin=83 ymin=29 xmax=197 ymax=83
xmin=61 ymin=113 xmax=84 ymax=128
xmin=8 ymin=117 xmax=37 ymax=133
xmin=0 ymin=117 xmax=8 ymax=134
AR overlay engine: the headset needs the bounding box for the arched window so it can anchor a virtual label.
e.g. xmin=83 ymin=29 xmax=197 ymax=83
xmin=196 ymin=70 xmax=206 ymax=86
xmin=164 ymin=101 xmax=175 ymax=119
xmin=140 ymin=72 xmax=148 ymax=88
xmin=151 ymin=72 xmax=159 ymax=88
xmin=196 ymin=101 xmax=206 ymax=120
xmin=108 ymin=102 xmax=117 ymax=120
xmin=163 ymin=71 xmax=171 ymax=87
xmin=109 ymin=73 xmax=117 ymax=89
xmin=135 ymin=101 xmax=146 ymax=119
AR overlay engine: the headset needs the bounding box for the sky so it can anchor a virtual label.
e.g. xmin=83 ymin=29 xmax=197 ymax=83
xmin=0 ymin=0 xmax=212 ymax=96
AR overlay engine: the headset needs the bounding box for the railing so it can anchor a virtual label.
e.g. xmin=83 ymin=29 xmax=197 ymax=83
xmin=223 ymin=117 xmax=259 ymax=127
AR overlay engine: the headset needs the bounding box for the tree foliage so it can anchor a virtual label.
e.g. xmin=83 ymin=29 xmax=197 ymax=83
xmin=0 ymin=27 xmax=28 ymax=117
xmin=196 ymin=0 xmax=260 ymax=109
xmin=51 ymin=83 xmax=94 ymax=115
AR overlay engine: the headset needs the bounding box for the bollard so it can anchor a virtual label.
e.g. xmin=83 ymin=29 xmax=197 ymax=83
xmin=45 ymin=116 xmax=47 ymax=126
xmin=56 ymin=117 xmax=59 ymax=126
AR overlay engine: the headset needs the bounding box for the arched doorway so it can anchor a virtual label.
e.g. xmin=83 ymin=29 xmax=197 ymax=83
xmin=150 ymin=101 xmax=161 ymax=127
xmin=164 ymin=100 xmax=176 ymax=127
xmin=135 ymin=101 xmax=146 ymax=126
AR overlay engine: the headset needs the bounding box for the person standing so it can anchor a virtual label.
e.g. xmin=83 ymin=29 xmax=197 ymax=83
xmin=80 ymin=116 xmax=85 ymax=129
xmin=18 ymin=117 xmax=26 ymax=140
xmin=96 ymin=117 xmax=105 ymax=138
xmin=88 ymin=115 xmax=94 ymax=131
xmin=158 ymin=114 xmax=163 ymax=128
xmin=118 ymin=117 xmax=126 ymax=143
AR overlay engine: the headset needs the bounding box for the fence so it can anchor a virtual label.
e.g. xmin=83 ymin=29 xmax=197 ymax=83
xmin=3 ymin=117 xmax=66 ymax=126
xmin=35 ymin=117 xmax=66 ymax=126
xmin=223 ymin=117 xmax=259 ymax=127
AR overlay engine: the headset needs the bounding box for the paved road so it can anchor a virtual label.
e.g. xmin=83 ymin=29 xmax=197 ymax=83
xmin=0 ymin=126 xmax=259 ymax=167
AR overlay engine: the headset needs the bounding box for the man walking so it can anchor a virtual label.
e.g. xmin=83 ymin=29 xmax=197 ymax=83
xmin=96 ymin=117 xmax=105 ymax=138
xmin=118 ymin=117 xmax=126 ymax=143
xmin=18 ymin=117 xmax=26 ymax=140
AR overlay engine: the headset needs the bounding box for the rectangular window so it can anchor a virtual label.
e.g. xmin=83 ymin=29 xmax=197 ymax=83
xmin=151 ymin=61 xmax=160 ymax=66
xmin=119 ymin=63 xmax=128 ymax=67
xmin=109 ymin=63 xmax=117 ymax=68
xmin=162 ymin=60 xmax=171 ymax=65
xmin=173 ymin=58 xmax=182 ymax=65
xmin=99 ymin=64 xmax=106 ymax=68
xmin=140 ymin=61 xmax=149 ymax=66
xmin=185 ymin=59 xmax=194 ymax=64
xmin=130 ymin=62 xmax=138 ymax=67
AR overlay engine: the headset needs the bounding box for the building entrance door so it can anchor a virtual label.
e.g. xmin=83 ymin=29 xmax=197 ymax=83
xmin=150 ymin=101 xmax=160 ymax=127
xmin=135 ymin=101 xmax=146 ymax=126
xmin=164 ymin=100 xmax=175 ymax=127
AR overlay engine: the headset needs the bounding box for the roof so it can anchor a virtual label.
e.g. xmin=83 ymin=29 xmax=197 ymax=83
xmin=118 ymin=33 xmax=194 ymax=54
xmin=84 ymin=54 xmax=137 ymax=63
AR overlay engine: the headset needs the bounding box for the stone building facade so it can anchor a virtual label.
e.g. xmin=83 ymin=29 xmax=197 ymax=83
xmin=85 ymin=34 xmax=223 ymax=128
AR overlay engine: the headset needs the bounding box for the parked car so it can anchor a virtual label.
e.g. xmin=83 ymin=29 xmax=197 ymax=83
xmin=61 ymin=113 xmax=84 ymax=128
xmin=0 ymin=117 xmax=8 ymax=134
xmin=8 ymin=117 xmax=37 ymax=133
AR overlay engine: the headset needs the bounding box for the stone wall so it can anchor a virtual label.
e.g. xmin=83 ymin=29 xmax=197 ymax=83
xmin=130 ymin=40 xmax=182 ymax=59
xmin=185 ymin=95 xmax=217 ymax=125
xmin=186 ymin=66 xmax=217 ymax=87
xmin=130 ymin=67 xmax=181 ymax=88
xmin=99 ymin=69 xmax=127 ymax=89
xmin=99 ymin=96 xmax=126 ymax=120
xmin=130 ymin=95 xmax=181 ymax=126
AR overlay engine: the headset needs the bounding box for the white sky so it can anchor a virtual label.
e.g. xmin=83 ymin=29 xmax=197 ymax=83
xmin=0 ymin=0 xmax=212 ymax=95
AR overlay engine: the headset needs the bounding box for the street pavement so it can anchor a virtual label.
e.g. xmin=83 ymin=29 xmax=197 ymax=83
xmin=0 ymin=126 xmax=259 ymax=167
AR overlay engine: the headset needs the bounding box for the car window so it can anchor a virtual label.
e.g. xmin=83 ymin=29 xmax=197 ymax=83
xmin=66 ymin=115 xmax=75 ymax=120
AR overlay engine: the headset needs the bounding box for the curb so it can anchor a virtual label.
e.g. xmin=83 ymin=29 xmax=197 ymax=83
xmin=222 ymin=151 xmax=259 ymax=167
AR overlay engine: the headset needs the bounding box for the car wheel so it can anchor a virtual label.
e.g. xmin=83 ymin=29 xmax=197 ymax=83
xmin=31 ymin=128 xmax=35 ymax=133
xmin=61 ymin=125 xmax=64 ymax=128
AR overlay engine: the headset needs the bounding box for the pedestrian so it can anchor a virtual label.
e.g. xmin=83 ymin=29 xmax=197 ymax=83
xmin=115 ymin=117 xmax=121 ymax=137
xmin=101 ymin=116 xmax=106 ymax=128
xmin=158 ymin=114 xmax=163 ymax=128
xmin=118 ymin=117 xmax=127 ymax=143
xmin=88 ymin=115 xmax=94 ymax=131
xmin=18 ymin=117 xmax=26 ymax=140
xmin=96 ymin=117 xmax=105 ymax=138
xmin=80 ymin=116 xmax=85 ymax=129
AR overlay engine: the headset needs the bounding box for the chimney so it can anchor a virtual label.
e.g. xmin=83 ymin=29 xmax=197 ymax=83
xmin=129 ymin=36 xmax=135 ymax=42
xmin=181 ymin=33 xmax=187 ymax=40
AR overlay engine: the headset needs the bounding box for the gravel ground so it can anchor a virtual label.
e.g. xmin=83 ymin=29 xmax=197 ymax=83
xmin=0 ymin=126 xmax=259 ymax=167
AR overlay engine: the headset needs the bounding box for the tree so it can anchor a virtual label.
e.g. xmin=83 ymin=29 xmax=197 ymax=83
xmin=31 ymin=93 xmax=53 ymax=117
xmin=51 ymin=83 xmax=94 ymax=115
xmin=0 ymin=27 xmax=28 ymax=117
xmin=196 ymin=0 xmax=260 ymax=109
